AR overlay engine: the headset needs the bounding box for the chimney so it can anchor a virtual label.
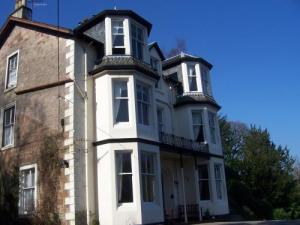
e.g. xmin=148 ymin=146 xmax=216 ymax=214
xmin=12 ymin=0 xmax=32 ymax=20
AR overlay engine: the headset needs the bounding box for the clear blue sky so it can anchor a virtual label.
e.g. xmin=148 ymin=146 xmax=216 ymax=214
xmin=1 ymin=0 xmax=300 ymax=157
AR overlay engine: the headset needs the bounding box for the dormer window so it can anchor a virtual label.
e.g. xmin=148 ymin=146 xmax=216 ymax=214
xmin=187 ymin=64 xmax=197 ymax=91
xmin=131 ymin=23 xmax=144 ymax=60
xmin=112 ymin=19 xmax=125 ymax=55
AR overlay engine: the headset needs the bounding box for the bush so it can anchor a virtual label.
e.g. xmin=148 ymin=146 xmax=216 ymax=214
xmin=273 ymin=208 xmax=291 ymax=220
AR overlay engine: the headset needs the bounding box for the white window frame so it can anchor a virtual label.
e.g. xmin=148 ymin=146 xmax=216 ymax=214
xmin=141 ymin=151 xmax=158 ymax=203
xmin=208 ymin=111 xmax=217 ymax=144
xmin=198 ymin=163 xmax=211 ymax=201
xmin=214 ymin=163 xmax=224 ymax=200
xmin=115 ymin=150 xmax=134 ymax=205
xmin=113 ymin=79 xmax=130 ymax=124
xmin=1 ymin=102 xmax=16 ymax=150
xmin=19 ymin=163 xmax=37 ymax=215
xmin=131 ymin=22 xmax=144 ymax=60
xmin=187 ymin=63 xmax=198 ymax=92
xmin=5 ymin=50 xmax=19 ymax=91
xmin=111 ymin=19 xmax=125 ymax=49
xmin=192 ymin=110 xmax=206 ymax=143
xmin=136 ymin=82 xmax=151 ymax=126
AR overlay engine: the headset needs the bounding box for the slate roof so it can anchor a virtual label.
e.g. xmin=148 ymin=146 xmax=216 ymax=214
xmin=89 ymin=55 xmax=160 ymax=80
xmin=175 ymin=93 xmax=221 ymax=110
xmin=163 ymin=53 xmax=213 ymax=70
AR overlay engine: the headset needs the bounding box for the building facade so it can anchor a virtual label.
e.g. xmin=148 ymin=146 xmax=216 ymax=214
xmin=0 ymin=1 xmax=229 ymax=225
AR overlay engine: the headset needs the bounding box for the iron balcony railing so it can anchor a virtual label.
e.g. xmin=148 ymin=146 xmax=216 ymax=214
xmin=159 ymin=132 xmax=209 ymax=153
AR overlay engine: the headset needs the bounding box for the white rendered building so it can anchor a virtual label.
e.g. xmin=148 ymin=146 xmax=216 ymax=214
xmin=73 ymin=9 xmax=229 ymax=225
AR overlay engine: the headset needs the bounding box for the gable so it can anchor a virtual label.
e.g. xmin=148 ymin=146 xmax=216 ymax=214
xmin=0 ymin=17 xmax=73 ymax=49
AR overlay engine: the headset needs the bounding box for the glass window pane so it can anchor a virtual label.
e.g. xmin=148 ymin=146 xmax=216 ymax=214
xmin=199 ymin=180 xmax=210 ymax=200
xmin=142 ymin=103 xmax=149 ymax=125
xmin=192 ymin=111 xmax=202 ymax=124
xmin=112 ymin=34 xmax=124 ymax=47
xmin=198 ymin=165 xmax=209 ymax=179
xmin=118 ymin=174 xmax=133 ymax=203
xmin=114 ymin=81 xmax=128 ymax=97
xmin=115 ymin=99 xmax=129 ymax=122
xmin=189 ymin=76 xmax=197 ymax=91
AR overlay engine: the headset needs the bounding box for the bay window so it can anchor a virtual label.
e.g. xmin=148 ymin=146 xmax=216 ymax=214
xmin=141 ymin=152 xmax=157 ymax=202
xmin=214 ymin=164 xmax=224 ymax=200
xmin=136 ymin=83 xmax=151 ymax=125
xmin=113 ymin=80 xmax=129 ymax=123
xmin=131 ymin=23 xmax=144 ymax=60
xmin=6 ymin=52 xmax=18 ymax=89
xmin=208 ymin=112 xmax=217 ymax=144
xmin=19 ymin=164 xmax=36 ymax=215
xmin=198 ymin=164 xmax=210 ymax=201
xmin=187 ymin=64 xmax=197 ymax=91
xmin=192 ymin=110 xmax=205 ymax=143
xmin=116 ymin=151 xmax=133 ymax=203
xmin=112 ymin=20 xmax=125 ymax=54
xmin=2 ymin=105 xmax=15 ymax=147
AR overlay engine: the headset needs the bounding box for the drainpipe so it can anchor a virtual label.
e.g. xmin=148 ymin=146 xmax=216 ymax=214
xmin=84 ymin=41 xmax=93 ymax=225
xmin=180 ymin=153 xmax=188 ymax=223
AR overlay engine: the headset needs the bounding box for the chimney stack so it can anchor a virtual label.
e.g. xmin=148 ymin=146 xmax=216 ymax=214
xmin=12 ymin=0 xmax=32 ymax=20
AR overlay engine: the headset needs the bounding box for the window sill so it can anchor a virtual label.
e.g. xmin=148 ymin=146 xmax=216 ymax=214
xmin=4 ymin=86 xmax=16 ymax=93
xmin=1 ymin=144 xmax=14 ymax=151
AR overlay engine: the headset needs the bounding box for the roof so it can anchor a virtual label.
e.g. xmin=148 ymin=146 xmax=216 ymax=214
xmin=163 ymin=52 xmax=213 ymax=70
xmin=174 ymin=94 xmax=221 ymax=110
xmin=74 ymin=10 xmax=152 ymax=35
xmin=0 ymin=16 xmax=73 ymax=48
xmin=148 ymin=42 xmax=165 ymax=60
xmin=89 ymin=55 xmax=160 ymax=80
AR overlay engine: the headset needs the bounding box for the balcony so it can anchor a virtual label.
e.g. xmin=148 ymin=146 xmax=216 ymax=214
xmin=159 ymin=132 xmax=209 ymax=154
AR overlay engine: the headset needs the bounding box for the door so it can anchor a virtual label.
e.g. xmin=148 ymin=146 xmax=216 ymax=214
xmin=162 ymin=160 xmax=178 ymax=220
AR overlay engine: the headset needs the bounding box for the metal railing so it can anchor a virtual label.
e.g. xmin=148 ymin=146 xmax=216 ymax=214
xmin=159 ymin=132 xmax=209 ymax=153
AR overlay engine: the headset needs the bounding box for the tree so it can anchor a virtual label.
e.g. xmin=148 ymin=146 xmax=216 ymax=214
xmin=165 ymin=39 xmax=187 ymax=58
xmin=219 ymin=116 xmax=299 ymax=220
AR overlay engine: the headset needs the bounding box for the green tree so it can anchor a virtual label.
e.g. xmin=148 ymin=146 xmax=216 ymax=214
xmin=219 ymin=116 xmax=299 ymax=220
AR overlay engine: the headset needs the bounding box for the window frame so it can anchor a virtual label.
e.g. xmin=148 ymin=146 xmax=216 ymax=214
xmin=115 ymin=150 xmax=134 ymax=205
xmin=19 ymin=163 xmax=37 ymax=215
xmin=157 ymin=107 xmax=164 ymax=135
xmin=187 ymin=63 xmax=198 ymax=92
xmin=5 ymin=50 xmax=19 ymax=91
xmin=192 ymin=110 xmax=206 ymax=143
xmin=198 ymin=163 xmax=211 ymax=201
xmin=131 ymin=22 xmax=144 ymax=60
xmin=112 ymin=79 xmax=130 ymax=124
xmin=214 ymin=163 xmax=224 ymax=200
xmin=111 ymin=19 xmax=125 ymax=54
xmin=1 ymin=102 xmax=16 ymax=149
xmin=140 ymin=151 xmax=158 ymax=203
xmin=136 ymin=82 xmax=151 ymax=126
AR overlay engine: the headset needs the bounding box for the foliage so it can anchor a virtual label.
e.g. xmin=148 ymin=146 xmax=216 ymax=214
xmin=219 ymin=115 xmax=300 ymax=220
xmin=0 ymin=133 xmax=63 ymax=225
xmin=0 ymin=157 xmax=19 ymax=225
